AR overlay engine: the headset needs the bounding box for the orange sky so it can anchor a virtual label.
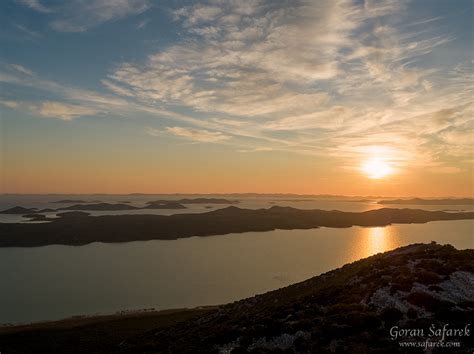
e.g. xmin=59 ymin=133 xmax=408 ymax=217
xmin=1 ymin=0 xmax=473 ymax=197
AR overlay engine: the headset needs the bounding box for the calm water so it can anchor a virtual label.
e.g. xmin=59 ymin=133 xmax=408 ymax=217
xmin=0 ymin=218 xmax=472 ymax=324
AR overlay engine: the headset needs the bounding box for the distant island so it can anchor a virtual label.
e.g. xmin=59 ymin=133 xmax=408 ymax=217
xmin=0 ymin=206 xmax=38 ymax=214
xmin=58 ymin=203 xmax=139 ymax=211
xmin=1 ymin=243 xmax=472 ymax=352
xmin=50 ymin=199 xmax=102 ymax=204
xmin=0 ymin=202 xmax=187 ymax=214
xmin=146 ymin=198 xmax=239 ymax=204
xmin=337 ymin=199 xmax=375 ymax=203
xmin=378 ymin=198 xmax=474 ymax=205
xmin=0 ymin=198 xmax=242 ymax=215
xmin=143 ymin=201 xmax=187 ymax=209
xmin=0 ymin=206 xmax=472 ymax=247
xmin=57 ymin=202 xmax=187 ymax=211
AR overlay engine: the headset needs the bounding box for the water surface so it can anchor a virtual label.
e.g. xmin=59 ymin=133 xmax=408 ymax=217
xmin=0 ymin=220 xmax=472 ymax=324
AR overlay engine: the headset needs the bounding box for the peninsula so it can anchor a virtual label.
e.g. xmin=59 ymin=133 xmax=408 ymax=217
xmin=378 ymin=198 xmax=474 ymax=205
xmin=0 ymin=206 xmax=472 ymax=247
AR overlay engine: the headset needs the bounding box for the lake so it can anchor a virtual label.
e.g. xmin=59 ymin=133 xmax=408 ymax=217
xmin=0 ymin=214 xmax=472 ymax=324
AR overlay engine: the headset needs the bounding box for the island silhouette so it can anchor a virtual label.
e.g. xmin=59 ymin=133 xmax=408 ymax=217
xmin=0 ymin=206 xmax=472 ymax=247
xmin=377 ymin=198 xmax=474 ymax=205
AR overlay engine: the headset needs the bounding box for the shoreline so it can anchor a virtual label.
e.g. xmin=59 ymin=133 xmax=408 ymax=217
xmin=0 ymin=306 xmax=218 ymax=334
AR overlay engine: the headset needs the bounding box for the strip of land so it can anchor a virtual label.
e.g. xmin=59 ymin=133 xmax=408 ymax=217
xmin=377 ymin=198 xmax=474 ymax=205
xmin=0 ymin=206 xmax=473 ymax=247
xmin=0 ymin=307 xmax=215 ymax=353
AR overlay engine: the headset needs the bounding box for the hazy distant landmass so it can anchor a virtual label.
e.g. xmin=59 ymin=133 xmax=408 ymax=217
xmin=378 ymin=198 xmax=474 ymax=205
xmin=277 ymin=199 xmax=318 ymax=202
xmin=146 ymin=198 xmax=239 ymax=204
xmin=143 ymin=201 xmax=187 ymax=209
xmin=337 ymin=199 xmax=375 ymax=203
xmin=0 ymin=202 xmax=188 ymax=214
xmin=0 ymin=207 xmax=38 ymax=214
xmin=50 ymin=200 xmax=102 ymax=204
xmin=38 ymin=208 xmax=55 ymax=213
xmin=1 ymin=243 xmax=472 ymax=352
xmin=58 ymin=203 xmax=138 ymax=211
xmin=59 ymin=202 xmax=187 ymax=211
xmin=0 ymin=206 xmax=472 ymax=247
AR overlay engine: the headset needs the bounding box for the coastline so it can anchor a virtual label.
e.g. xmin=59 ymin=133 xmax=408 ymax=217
xmin=0 ymin=306 xmax=218 ymax=334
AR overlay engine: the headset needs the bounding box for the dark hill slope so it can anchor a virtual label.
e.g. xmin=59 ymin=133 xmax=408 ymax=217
xmin=0 ymin=244 xmax=472 ymax=353
xmin=122 ymin=243 xmax=473 ymax=353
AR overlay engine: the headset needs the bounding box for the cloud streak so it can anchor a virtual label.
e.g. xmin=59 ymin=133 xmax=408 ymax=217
xmin=15 ymin=0 xmax=152 ymax=32
xmin=51 ymin=0 xmax=151 ymax=32
xmin=16 ymin=0 xmax=52 ymax=13
xmin=163 ymin=126 xmax=231 ymax=143
xmin=37 ymin=101 xmax=99 ymax=121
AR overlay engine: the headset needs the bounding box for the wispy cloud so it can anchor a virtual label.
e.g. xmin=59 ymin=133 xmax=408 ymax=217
xmin=37 ymin=101 xmax=99 ymax=121
xmin=0 ymin=99 xmax=98 ymax=121
xmin=16 ymin=0 xmax=52 ymax=13
xmin=136 ymin=18 xmax=149 ymax=29
xmin=15 ymin=0 xmax=152 ymax=32
xmin=163 ymin=126 xmax=231 ymax=143
xmin=15 ymin=24 xmax=42 ymax=39
xmin=106 ymin=0 xmax=357 ymax=118
xmin=51 ymin=0 xmax=151 ymax=32
xmin=9 ymin=64 xmax=34 ymax=76
xmin=238 ymin=147 xmax=273 ymax=153
xmin=0 ymin=100 xmax=19 ymax=109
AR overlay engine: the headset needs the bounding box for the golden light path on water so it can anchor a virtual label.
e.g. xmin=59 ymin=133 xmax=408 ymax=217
xmin=351 ymin=226 xmax=398 ymax=260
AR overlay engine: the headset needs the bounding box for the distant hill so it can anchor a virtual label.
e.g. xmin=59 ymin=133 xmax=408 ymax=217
xmin=0 ymin=206 xmax=37 ymax=214
xmin=17 ymin=202 xmax=187 ymax=212
xmin=378 ymin=198 xmax=474 ymax=205
xmin=59 ymin=203 xmax=138 ymax=211
xmin=58 ymin=202 xmax=188 ymax=211
xmin=146 ymin=198 xmax=239 ymax=205
xmin=143 ymin=201 xmax=187 ymax=209
xmin=51 ymin=200 xmax=101 ymax=204
xmin=1 ymin=243 xmax=472 ymax=353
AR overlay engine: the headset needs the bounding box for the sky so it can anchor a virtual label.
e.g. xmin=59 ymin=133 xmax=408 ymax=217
xmin=0 ymin=0 xmax=472 ymax=196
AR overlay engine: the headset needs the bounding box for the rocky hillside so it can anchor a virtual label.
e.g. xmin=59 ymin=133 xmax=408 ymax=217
xmin=121 ymin=243 xmax=473 ymax=353
xmin=1 ymin=243 xmax=472 ymax=353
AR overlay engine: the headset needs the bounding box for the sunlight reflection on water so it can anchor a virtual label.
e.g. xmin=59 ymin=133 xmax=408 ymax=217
xmin=350 ymin=226 xmax=398 ymax=260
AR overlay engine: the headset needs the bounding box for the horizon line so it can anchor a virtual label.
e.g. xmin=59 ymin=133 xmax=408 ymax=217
xmin=1 ymin=193 xmax=473 ymax=199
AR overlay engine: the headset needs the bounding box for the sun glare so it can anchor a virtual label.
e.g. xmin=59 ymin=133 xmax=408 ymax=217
xmin=362 ymin=158 xmax=392 ymax=179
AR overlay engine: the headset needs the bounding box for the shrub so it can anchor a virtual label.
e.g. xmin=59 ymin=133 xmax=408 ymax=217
xmin=380 ymin=307 xmax=404 ymax=324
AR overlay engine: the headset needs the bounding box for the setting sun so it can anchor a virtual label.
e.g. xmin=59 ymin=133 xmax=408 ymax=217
xmin=362 ymin=158 xmax=393 ymax=179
